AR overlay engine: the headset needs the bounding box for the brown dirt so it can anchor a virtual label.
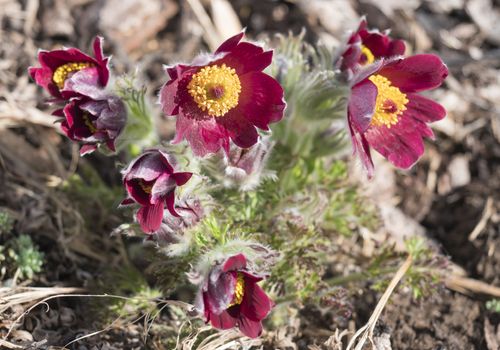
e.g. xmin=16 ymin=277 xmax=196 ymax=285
xmin=1 ymin=0 xmax=500 ymax=349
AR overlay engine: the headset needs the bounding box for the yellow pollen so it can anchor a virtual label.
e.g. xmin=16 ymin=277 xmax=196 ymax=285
xmin=368 ymin=74 xmax=408 ymax=128
xmin=139 ymin=180 xmax=153 ymax=194
xmin=53 ymin=62 xmax=94 ymax=89
xmin=227 ymin=272 xmax=245 ymax=308
xmin=82 ymin=112 xmax=97 ymax=133
xmin=360 ymin=45 xmax=375 ymax=65
xmin=188 ymin=64 xmax=241 ymax=117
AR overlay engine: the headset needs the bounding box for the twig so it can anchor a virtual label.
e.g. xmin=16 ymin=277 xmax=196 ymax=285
xmin=346 ymin=254 xmax=413 ymax=350
xmin=185 ymin=0 xmax=222 ymax=51
xmin=3 ymin=292 xmax=194 ymax=341
xmin=445 ymin=275 xmax=500 ymax=298
xmin=468 ymin=196 xmax=494 ymax=241
xmin=0 ymin=339 xmax=23 ymax=349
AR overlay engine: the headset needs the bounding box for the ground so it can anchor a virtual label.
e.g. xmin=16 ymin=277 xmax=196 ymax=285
xmin=1 ymin=0 xmax=500 ymax=349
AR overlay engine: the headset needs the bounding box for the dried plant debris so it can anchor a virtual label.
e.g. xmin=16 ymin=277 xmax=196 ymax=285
xmin=1 ymin=0 xmax=500 ymax=349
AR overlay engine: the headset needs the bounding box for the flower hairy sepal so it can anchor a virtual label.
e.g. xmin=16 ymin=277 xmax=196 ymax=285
xmin=269 ymin=32 xmax=350 ymax=158
xmin=189 ymin=238 xmax=279 ymax=285
xmin=202 ymin=136 xmax=277 ymax=192
xmin=115 ymin=71 xmax=158 ymax=156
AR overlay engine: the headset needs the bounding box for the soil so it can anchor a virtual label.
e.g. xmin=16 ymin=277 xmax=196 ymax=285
xmin=1 ymin=0 xmax=500 ymax=349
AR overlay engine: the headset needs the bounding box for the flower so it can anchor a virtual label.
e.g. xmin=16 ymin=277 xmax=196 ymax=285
xmin=29 ymin=37 xmax=109 ymax=99
xmin=121 ymin=149 xmax=193 ymax=233
xmin=348 ymin=55 xmax=448 ymax=177
xmin=52 ymin=62 xmax=126 ymax=155
xmin=340 ymin=18 xmax=406 ymax=74
xmin=195 ymin=253 xmax=273 ymax=338
xmin=55 ymin=95 xmax=126 ymax=155
xmin=223 ymin=135 xmax=275 ymax=190
xmin=159 ymin=32 xmax=286 ymax=157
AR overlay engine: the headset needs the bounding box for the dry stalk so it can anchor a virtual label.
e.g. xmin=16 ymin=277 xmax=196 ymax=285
xmin=185 ymin=0 xmax=222 ymax=51
xmin=2 ymin=291 xmax=194 ymax=343
xmin=468 ymin=196 xmax=494 ymax=241
xmin=346 ymin=254 xmax=413 ymax=350
xmin=445 ymin=275 xmax=500 ymax=298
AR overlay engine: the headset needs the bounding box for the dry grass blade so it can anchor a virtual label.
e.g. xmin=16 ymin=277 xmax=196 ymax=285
xmin=185 ymin=0 xmax=221 ymax=51
xmin=346 ymin=255 xmax=413 ymax=350
xmin=0 ymin=287 xmax=84 ymax=314
xmin=445 ymin=275 xmax=500 ymax=298
xmin=468 ymin=196 xmax=494 ymax=241
xmin=0 ymin=339 xmax=24 ymax=349
xmin=179 ymin=327 xmax=262 ymax=350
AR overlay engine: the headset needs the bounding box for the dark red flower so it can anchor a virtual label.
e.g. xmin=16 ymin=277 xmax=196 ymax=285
xmin=195 ymin=254 xmax=273 ymax=338
xmin=29 ymin=37 xmax=109 ymax=99
xmin=340 ymin=19 xmax=406 ymax=74
xmin=121 ymin=149 xmax=193 ymax=233
xmin=348 ymin=55 xmax=448 ymax=177
xmin=55 ymin=95 xmax=126 ymax=156
xmin=159 ymin=32 xmax=286 ymax=157
xmin=51 ymin=64 xmax=126 ymax=155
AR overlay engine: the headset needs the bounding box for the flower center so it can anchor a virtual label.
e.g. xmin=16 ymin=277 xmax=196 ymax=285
xmin=82 ymin=111 xmax=97 ymax=133
xmin=368 ymin=74 xmax=408 ymax=128
xmin=187 ymin=64 xmax=241 ymax=117
xmin=227 ymin=272 xmax=245 ymax=308
xmin=53 ymin=62 xmax=94 ymax=89
xmin=139 ymin=180 xmax=153 ymax=194
xmin=360 ymin=45 xmax=375 ymax=65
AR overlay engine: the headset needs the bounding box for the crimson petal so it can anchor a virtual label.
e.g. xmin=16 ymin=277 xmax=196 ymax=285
xmin=348 ymin=79 xmax=377 ymax=133
xmin=137 ymin=201 xmax=164 ymax=233
xmin=379 ymin=54 xmax=448 ymax=93
xmin=210 ymin=310 xmax=238 ymax=330
xmin=365 ymin=113 xmax=433 ymax=169
xmin=237 ymin=71 xmax=286 ymax=128
xmin=238 ymin=316 xmax=263 ymax=338
xmin=222 ymin=254 xmax=247 ymax=272
xmin=165 ymin=190 xmax=180 ymax=217
xmin=406 ymin=93 xmax=447 ymax=123
xmin=240 ymin=281 xmax=273 ymax=321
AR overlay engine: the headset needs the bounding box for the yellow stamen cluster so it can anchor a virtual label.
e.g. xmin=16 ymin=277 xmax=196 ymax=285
xmin=82 ymin=112 xmax=97 ymax=133
xmin=188 ymin=64 xmax=241 ymax=117
xmin=360 ymin=45 xmax=375 ymax=65
xmin=53 ymin=62 xmax=94 ymax=89
xmin=227 ymin=272 xmax=245 ymax=308
xmin=368 ymin=74 xmax=408 ymax=128
xmin=139 ymin=180 xmax=153 ymax=194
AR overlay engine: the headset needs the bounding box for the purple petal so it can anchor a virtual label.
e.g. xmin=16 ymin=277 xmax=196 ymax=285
xmin=348 ymin=79 xmax=377 ymax=133
xmin=173 ymin=172 xmax=192 ymax=186
xmin=80 ymin=144 xmax=97 ymax=156
xmin=206 ymin=271 xmax=237 ymax=315
xmin=349 ymin=123 xmax=374 ymax=178
xmin=165 ymin=190 xmax=180 ymax=217
xmin=151 ymin=174 xmax=176 ymax=203
xmin=125 ymin=152 xmax=169 ymax=181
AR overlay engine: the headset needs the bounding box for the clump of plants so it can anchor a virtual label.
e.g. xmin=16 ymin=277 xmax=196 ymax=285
xmin=28 ymin=18 xmax=448 ymax=343
xmin=0 ymin=211 xmax=44 ymax=282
